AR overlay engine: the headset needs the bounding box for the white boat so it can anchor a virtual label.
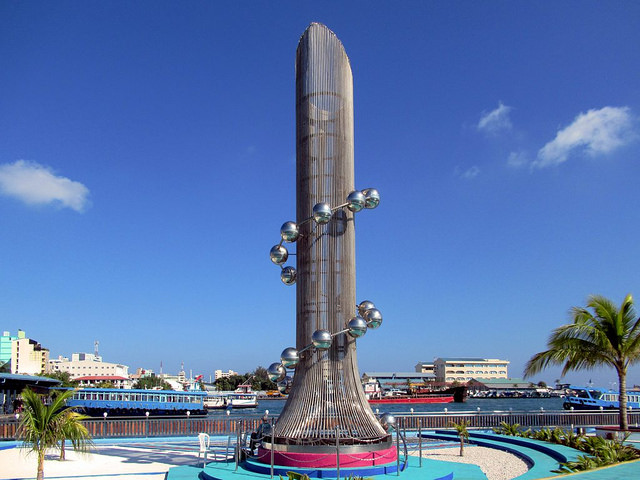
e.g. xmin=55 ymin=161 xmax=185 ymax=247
xmin=225 ymin=383 xmax=258 ymax=408
xmin=203 ymin=393 xmax=226 ymax=410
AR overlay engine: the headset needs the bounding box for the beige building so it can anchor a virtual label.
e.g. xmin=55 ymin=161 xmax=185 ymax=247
xmin=48 ymin=352 xmax=129 ymax=379
xmin=214 ymin=369 xmax=238 ymax=380
xmin=11 ymin=331 xmax=49 ymax=375
xmin=414 ymin=361 xmax=435 ymax=375
xmin=433 ymin=357 xmax=509 ymax=383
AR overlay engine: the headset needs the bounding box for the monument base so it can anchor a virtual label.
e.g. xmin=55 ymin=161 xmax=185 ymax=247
xmin=254 ymin=443 xmax=398 ymax=469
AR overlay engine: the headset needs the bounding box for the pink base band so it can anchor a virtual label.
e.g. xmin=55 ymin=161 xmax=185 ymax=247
xmin=255 ymin=445 xmax=398 ymax=468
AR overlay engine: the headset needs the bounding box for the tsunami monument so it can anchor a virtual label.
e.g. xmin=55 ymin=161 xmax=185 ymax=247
xmin=262 ymin=23 xmax=398 ymax=472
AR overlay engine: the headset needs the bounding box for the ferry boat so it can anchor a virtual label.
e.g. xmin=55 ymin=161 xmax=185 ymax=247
xmin=368 ymin=393 xmax=455 ymax=405
xmin=225 ymin=383 xmax=258 ymax=408
xmin=203 ymin=393 xmax=226 ymax=409
xmin=55 ymin=387 xmax=207 ymax=416
xmin=563 ymin=386 xmax=640 ymax=410
xmin=203 ymin=383 xmax=259 ymax=409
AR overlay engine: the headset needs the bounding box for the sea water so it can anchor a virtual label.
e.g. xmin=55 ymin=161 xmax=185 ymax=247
xmin=206 ymin=396 xmax=565 ymax=418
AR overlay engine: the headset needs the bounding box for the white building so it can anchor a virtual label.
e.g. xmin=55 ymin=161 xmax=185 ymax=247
xmin=10 ymin=331 xmax=49 ymax=375
xmin=214 ymin=369 xmax=238 ymax=380
xmin=48 ymin=352 xmax=129 ymax=380
xmin=414 ymin=361 xmax=435 ymax=375
xmin=433 ymin=357 xmax=509 ymax=383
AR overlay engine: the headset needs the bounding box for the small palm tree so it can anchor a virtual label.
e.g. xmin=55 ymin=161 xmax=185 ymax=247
xmin=524 ymin=294 xmax=640 ymax=430
xmin=17 ymin=388 xmax=93 ymax=480
xmin=58 ymin=409 xmax=92 ymax=460
xmin=449 ymin=419 xmax=470 ymax=456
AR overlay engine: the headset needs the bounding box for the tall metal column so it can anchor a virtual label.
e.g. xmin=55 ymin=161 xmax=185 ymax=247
xmin=273 ymin=23 xmax=387 ymax=448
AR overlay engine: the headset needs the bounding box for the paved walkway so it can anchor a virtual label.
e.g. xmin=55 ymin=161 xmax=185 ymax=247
xmin=2 ymin=435 xmax=639 ymax=480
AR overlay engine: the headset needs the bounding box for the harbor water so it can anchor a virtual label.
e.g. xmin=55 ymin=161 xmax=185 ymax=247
xmin=208 ymin=396 xmax=566 ymax=418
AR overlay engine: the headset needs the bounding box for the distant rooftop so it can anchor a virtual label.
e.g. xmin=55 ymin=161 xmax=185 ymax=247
xmin=437 ymin=357 xmax=509 ymax=362
xmin=362 ymin=372 xmax=436 ymax=379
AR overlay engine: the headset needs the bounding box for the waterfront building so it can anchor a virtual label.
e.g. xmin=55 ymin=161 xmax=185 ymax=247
xmin=467 ymin=378 xmax=538 ymax=396
xmin=0 ymin=331 xmax=19 ymax=371
xmin=8 ymin=330 xmax=49 ymax=375
xmin=433 ymin=357 xmax=509 ymax=382
xmin=214 ymin=369 xmax=238 ymax=380
xmin=48 ymin=352 xmax=129 ymax=379
xmin=414 ymin=361 xmax=435 ymax=375
xmin=362 ymin=372 xmax=437 ymax=393
xmin=74 ymin=375 xmax=130 ymax=388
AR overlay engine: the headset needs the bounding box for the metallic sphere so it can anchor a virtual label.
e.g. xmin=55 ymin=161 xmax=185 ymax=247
xmin=346 ymin=190 xmax=366 ymax=213
xmin=280 ymin=347 xmax=300 ymax=368
xmin=357 ymin=300 xmax=376 ymax=317
xmin=362 ymin=188 xmax=380 ymax=209
xmin=312 ymin=203 xmax=332 ymax=224
xmin=347 ymin=316 xmax=368 ymax=338
xmin=280 ymin=266 xmax=297 ymax=285
xmin=280 ymin=221 xmax=300 ymax=243
xmin=269 ymin=245 xmax=288 ymax=265
xmin=267 ymin=362 xmax=286 ymax=382
xmin=364 ymin=308 xmax=383 ymax=329
xmin=379 ymin=412 xmax=396 ymax=431
xmin=311 ymin=329 xmax=332 ymax=350
xmin=277 ymin=376 xmax=293 ymax=395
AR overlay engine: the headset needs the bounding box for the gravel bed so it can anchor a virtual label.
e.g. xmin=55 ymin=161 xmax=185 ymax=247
xmin=411 ymin=446 xmax=529 ymax=480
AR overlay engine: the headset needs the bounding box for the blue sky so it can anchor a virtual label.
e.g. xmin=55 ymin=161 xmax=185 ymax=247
xmin=1 ymin=1 xmax=639 ymax=388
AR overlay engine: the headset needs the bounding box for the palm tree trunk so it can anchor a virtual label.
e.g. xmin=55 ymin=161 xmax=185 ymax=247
xmin=37 ymin=449 xmax=45 ymax=480
xmin=459 ymin=436 xmax=464 ymax=457
xmin=618 ymin=367 xmax=628 ymax=431
xmin=60 ymin=440 xmax=66 ymax=460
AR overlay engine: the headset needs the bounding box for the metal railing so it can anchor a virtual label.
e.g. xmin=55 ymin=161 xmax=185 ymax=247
xmin=396 ymin=409 xmax=640 ymax=431
xmin=2 ymin=409 xmax=639 ymax=441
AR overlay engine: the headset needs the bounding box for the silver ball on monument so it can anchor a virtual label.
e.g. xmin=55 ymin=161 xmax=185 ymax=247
xmin=346 ymin=191 xmax=366 ymax=213
xmin=280 ymin=221 xmax=300 ymax=242
xmin=312 ymin=203 xmax=332 ymax=224
xmin=364 ymin=308 xmax=383 ymax=329
xmin=379 ymin=412 xmax=396 ymax=431
xmin=311 ymin=329 xmax=332 ymax=350
xmin=277 ymin=376 xmax=293 ymax=395
xmin=270 ymin=245 xmax=288 ymax=265
xmin=362 ymin=188 xmax=380 ymax=209
xmin=280 ymin=347 xmax=300 ymax=368
xmin=347 ymin=316 xmax=368 ymax=338
xmin=357 ymin=300 xmax=375 ymax=317
xmin=267 ymin=362 xmax=286 ymax=382
xmin=280 ymin=266 xmax=297 ymax=285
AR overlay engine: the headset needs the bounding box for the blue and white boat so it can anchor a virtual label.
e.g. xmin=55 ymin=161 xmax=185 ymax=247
xmin=55 ymin=387 xmax=207 ymax=416
xmin=563 ymin=386 xmax=640 ymax=410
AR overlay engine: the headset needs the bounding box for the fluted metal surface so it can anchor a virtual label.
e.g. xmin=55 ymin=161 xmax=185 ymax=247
xmin=273 ymin=23 xmax=388 ymax=446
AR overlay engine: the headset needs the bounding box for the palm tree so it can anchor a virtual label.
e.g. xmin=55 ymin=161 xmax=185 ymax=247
xmin=449 ymin=419 xmax=470 ymax=456
xmin=524 ymin=294 xmax=640 ymax=430
xmin=58 ymin=409 xmax=92 ymax=460
xmin=17 ymin=388 xmax=93 ymax=480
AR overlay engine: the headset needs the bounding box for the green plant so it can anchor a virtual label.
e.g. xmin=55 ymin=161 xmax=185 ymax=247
xmin=553 ymin=454 xmax=601 ymax=473
xmin=558 ymin=429 xmax=585 ymax=449
xmin=17 ymin=388 xmax=93 ymax=480
xmin=492 ymin=421 xmax=522 ymax=436
xmin=524 ymin=293 xmax=640 ymax=430
xmin=449 ymin=419 xmax=470 ymax=457
xmin=58 ymin=410 xmax=92 ymax=460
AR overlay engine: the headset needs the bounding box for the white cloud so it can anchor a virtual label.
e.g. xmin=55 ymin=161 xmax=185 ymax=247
xmin=534 ymin=106 xmax=635 ymax=168
xmin=507 ymin=151 xmax=529 ymax=168
xmin=455 ymin=165 xmax=480 ymax=179
xmin=478 ymin=102 xmax=513 ymax=135
xmin=0 ymin=160 xmax=90 ymax=212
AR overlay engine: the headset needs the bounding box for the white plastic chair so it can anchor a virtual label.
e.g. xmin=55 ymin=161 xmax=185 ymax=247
xmin=198 ymin=432 xmax=210 ymax=465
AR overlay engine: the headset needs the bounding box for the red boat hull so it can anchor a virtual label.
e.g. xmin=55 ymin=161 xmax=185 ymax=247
xmin=368 ymin=395 xmax=454 ymax=404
